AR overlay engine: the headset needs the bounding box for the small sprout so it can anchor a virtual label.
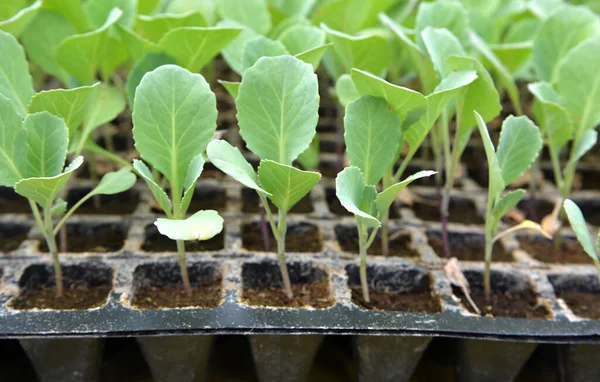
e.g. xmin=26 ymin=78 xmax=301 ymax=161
xmin=563 ymin=199 xmax=600 ymax=280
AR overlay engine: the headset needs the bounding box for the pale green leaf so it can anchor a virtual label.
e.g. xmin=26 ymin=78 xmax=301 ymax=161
xmin=294 ymin=43 xmax=329 ymax=70
xmin=155 ymin=210 xmax=224 ymax=241
xmin=415 ymin=0 xmax=469 ymax=49
xmin=557 ymin=37 xmax=600 ymax=135
xmin=180 ymin=154 xmax=205 ymax=214
xmin=164 ymin=0 xmax=218 ymax=25
xmin=565 ymin=129 xmax=598 ymax=177
xmin=490 ymin=42 xmax=533 ymax=75
xmin=15 ymin=156 xmax=83 ymax=207
xmin=335 ymin=166 xmax=380 ymax=228
xmin=133 ymin=159 xmax=172 ymax=216
xmin=159 ymin=26 xmax=242 ymax=73
xmin=241 ymin=36 xmax=288 ymax=72
xmin=0 ymin=30 xmax=34 ymax=117
xmin=528 ymin=82 xmax=572 ymax=156
xmin=421 ymin=27 xmax=466 ymax=77
xmin=218 ymin=20 xmax=260 ymax=75
xmin=491 ymin=189 xmax=526 ymax=231
xmin=297 ymin=136 xmax=319 ymax=170
xmin=126 ymin=53 xmax=176 ymax=107
xmin=28 ymin=83 xmax=99 ymax=135
xmin=0 ymin=0 xmax=41 ymax=37
xmin=115 ymin=24 xmax=160 ymax=62
xmin=21 ymin=10 xmax=74 ymax=85
xmin=206 ymin=139 xmax=269 ymax=194
xmin=50 ymin=198 xmax=67 ymax=216
xmin=533 ymin=5 xmax=600 ymax=82
xmin=496 ymin=115 xmax=542 ymax=186
xmin=474 ymin=111 xmax=504 ymax=199
xmin=133 ymin=65 xmax=217 ymax=193
xmin=345 ymin=95 xmax=402 ymax=185
xmin=564 ymin=199 xmax=598 ymax=262
xmin=375 ymin=170 xmax=436 ymax=215
xmin=268 ymin=0 xmax=315 ymax=17
xmin=42 ymin=0 xmax=91 ymax=33
xmin=89 ymin=166 xmax=136 ymax=197
xmin=55 ymin=8 xmax=123 ymax=85
xmin=135 ymin=11 xmax=207 ymax=43
xmin=278 ymin=24 xmax=325 ymax=55
xmin=237 ymin=55 xmax=319 ymax=165
xmin=321 ymin=23 xmax=391 ymax=75
xmin=23 ymin=112 xmax=68 ymax=178
xmin=0 ymin=0 xmax=27 ymax=20
xmin=312 ymin=0 xmax=396 ymax=35
xmin=257 ymin=160 xmax=320 ymax=213
xmin=335 ymin=74 xmax=359 ymax=108
xmin=0 ymin=94 xmax=26 ymax=186
xmin=79 ymin=86 xmax=126 ymax=152
xmin=218 ymin=80 xmax=240 ymax=99
xmin=218 ymin=0 xmax=271 ymax=34
xmin=85 ymin=0 xmax=136 ymax=29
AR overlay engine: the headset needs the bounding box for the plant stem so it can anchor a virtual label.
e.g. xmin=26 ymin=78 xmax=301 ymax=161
xmin=260 ymin=204 xmax=270 ymax=251
xmin=43 ymin=203 xmax=63 ymax=297
xmin=358 ymin=224 xmax=370 ymax=303
xmin=335 ymin=102 xmax=345 ymax=173
xmin=177 ymin=240 xmax=192 ymax=297
xmin=276 ymin=210 xmax=293 ymax=299
xmin=440 ymin=110 xmax=452 ymax=258
xmin=528 ymin=159 xmax=540 ymax=221
xmin=483 ymin=238 xmax=492 ymax=304
xmin=380 ymin=167 xmax=393 ymax=257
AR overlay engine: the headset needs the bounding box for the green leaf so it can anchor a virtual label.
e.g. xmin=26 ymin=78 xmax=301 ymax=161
xmin=294 ymin=44 xmax=329 ymax=71
xmin=470 ymin=30 xmax=522 ymax=116
xmin=133 ymin=65 xmax=217 ymax=193
xmin=15 ymin=156 xmax=83 ymax=207
xmin=21 ymin=10 xmax=75 ymax=85
xmin=415 ymin=0 xmax=469 ymax=49
xmin=258 ymin=159 xmax=320 ymax=213
xmin=490 ymin=189 xmax=526 ymax=231
xmin=533 ymin=5 xmax=600 ymax=82
xmin=42 ymin=0 xmax=91 ymax=33
xmin=420 ymin=27 xmax=466 ymax=77
xmin=297 ymin=136 xmax=319 ymax=170
xmin=0 ymin=30 xmax=34 ymax=117
xmin=89 ymin=166 xmax=136 ymax=197
xmin=23 ymin=112 xmax=69 ymax=178
xmin=490 ymin=42 xmax=533 ymax=74
xmin=564 ymin=199 xmax=598 ymax=262
xmin=50 ymin=198 xmax=67 ymax=216
xmin=28 ymin=83 xmax=99 ymax=135
xmin=241 ymin=36 xmax=288 ymax=72
xmin=218 ymin=80 xmax=240 ymax=99
xmin=565 ymin=129 xmax=598 ymax=176
xmin=132 ymin=159 xmax=172 ymax=216
xmin=218 ymin=0 xmax=272 ymax=35
xmin=268 ymin=0 xmax=315 ymax=17
xmin=85 ymin=0 xmax=136 ymax=29
xmin=375 ymin=170 xmax=436 ymax=214
xmin=312 ymin=0 xmax=396 ymax=35
xmin=474 ymin=111 xmax=504 ymax=199
xmin=557 ymin=37 xmax=600 ymax=135
xmin=496 ymin=115 xmax=543 ymax=186
xmin=126 ymin=53 xmax=176 ymax=107
xmin=218 ymin=20 xmax=260 ymax=75
xmin=0 ymin=95 xmax=26 ymax=186
xmin=55 ymin=8 xmax=123 ymax=85
xmin=159 ymin=26 xmax=243 ymax=73
xmin=115 ymin=24 xmax=160 ymax=62
xmin=277 ymin=24 xmax=325 ymax=55
xmin=79 ymin=86 xmax=126 ymax=150
xmin=335 ymin=74 xmax=360 ymax=108
xmin=528 ymin=82 xmax=572 ymax=156
xmin=180 ymin=154 xmax=205 ymax=214
xmin=134 ymin=11 xmax=207 ymax=43
xmin=155 ymin=210 xmax=224 ymax=241
xmin=164 ymin=0 xmax=218 ymax=25
xmin=335 ymin=166 xmax=380 ymax=228
xmin=0 ymin=0 xmax=41 ymax=37
xmin=321 ymin=23 xmax=391 ymax=75
xmin=237 ymin=55 xmax=319 ymax=165
xmin=344 ymin=95 xmax=402 ymax=185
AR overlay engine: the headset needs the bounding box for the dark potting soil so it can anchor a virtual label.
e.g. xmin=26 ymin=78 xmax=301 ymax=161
xmin=0 ymin=187 xmax=30 ymax=214
xmin=241 ymin=188 xmax=313 ymax=214
xmin=241 ymin=222 xmax=322 ymax=252
xmin=335 ymin=225 xmax=418 ymax=257
xmin=426 ymin=232 xmax=512 ymax=261
xmin=516 ymin=198 xmax=554 ymax=223
xmin=411 ymin=196 xmax=484 ymax=224
xmin=350 ymin=287 xmax=442 ymax=313
xmin=9 ymin=285 xmax=111 ymax=310
xmin=318 ymin=160 xmax=340 ymax=179
xmin=243 ymin=280 xmax=334 ymax=309
xmin=0 ymin=223 xmax=29 ymax=252
xmin=452 ymin=285 xmax=551 ymax=319
xmin=131 ymin=285 xmax=222 ymax=309
xmin=150 ymin=187 xmax=227 ymax=214
xmin=557 ymin=291 xmax=600 ymax=319
xmin=39 ymin=224 xmax=126 ymax=253
xmin=518 ymin=236 xmax=591 ymax=264
xmin=67 ymin=188 xmax=139 ymax=215
xmin=142 ymin=224 xmax=224 ymax=252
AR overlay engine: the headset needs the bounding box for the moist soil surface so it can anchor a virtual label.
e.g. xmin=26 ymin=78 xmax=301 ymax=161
xmin=453 ymin=286 xmax=551 ymax=319
xmin=39 ymin=228 xmax=126 ymax=253
xmin=427 ymin=233 xmax=512 ymax=262
xmin=557 ymin=291 xmax=600 ymax=319
xmin=411 ymin=197 xmax=483 ymax=224
xmin=131 ymin=285 xmax=222 ymax=309
xmin=243 ymin=281 xmax=333 ymax=309
xmin=10 ymin=285 xmax=111 ymax=310
xmin=350 ymin=288 xmax=442 ymax=313
xmin=242 ymin=222 xmax=322 ymax=252
xmin=518 ymin=236 xmax=591 ymax=264
xmin=68 ymin=193 xmax=139 ymax=215
xmin=242 ymin=189 xmax=313 ymax=214
xmin=335 ymin=227 xmax=419 ymax=257
xmin=0 ymin=228 xmax=28 ymax=252
xmin=0 ymin=187 xmax=30 ymax=214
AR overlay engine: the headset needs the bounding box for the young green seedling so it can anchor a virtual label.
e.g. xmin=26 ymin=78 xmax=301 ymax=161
xmin=132 ymin=64 xmax=222 ymax=297
xmin=474 ymin=111 xmax=549 ymax=304
xmin=207 ymin=55 xmax=321 ymax=299
xmin=336 ymin=166 xmax=435 ymax=302
xmin=0 ymin=104 xmax=135 ymax=297
xmin=563 ymin=199 xmax=600 ymax=279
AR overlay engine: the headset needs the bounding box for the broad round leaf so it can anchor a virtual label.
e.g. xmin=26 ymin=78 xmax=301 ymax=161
xmin=155 ymin=210 xmax=224 ymax=241
xmin=0 ymin=30 xmax=34 ymax=116
xmin=496 ymin=115 xmax=542 ymax=186
xmin=23 ymin=112 xmax=69 ymax=178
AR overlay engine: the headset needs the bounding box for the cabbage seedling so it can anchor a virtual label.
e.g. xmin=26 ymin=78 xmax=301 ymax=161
xmin=336 ymin=167 xmax=435 ymax=302
xmin=0 ymin=105 xmax=135 ymax=297
xmin=563 ymin=200 xmax=600 ymax=280
xmin=207 ymin=55 xmax=321 ymax=299
xmin=474 ymin=112 xmax=549 ymax=303
xmin=132 ymin=64 xmax=222 ymax=297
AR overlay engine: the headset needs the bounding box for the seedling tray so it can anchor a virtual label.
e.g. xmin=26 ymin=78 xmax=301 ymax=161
xmin=2 ymin=156 xmax=600 ymax=342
